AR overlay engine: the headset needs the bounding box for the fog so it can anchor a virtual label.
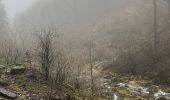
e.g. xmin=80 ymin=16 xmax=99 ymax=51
xmin=13 ymin=0 xmax=128 ymax=32
xmin=2 ymin=0 xmax=34 ymax=18
xmin=0 ymin=0 xmax=170 ymax=99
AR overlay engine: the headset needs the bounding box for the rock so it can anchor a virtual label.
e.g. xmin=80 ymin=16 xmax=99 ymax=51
xmin=0 ymin=65 xmax=5 ymax=74
xmin=0 ymin=80 xmax=9 ymax=87
xmin=154 ymin=90 xmax=170 ymax=99
xmin=0 ymin=98 xmax=5 ymax=100
xmin=129 ymin=81 xmax=138 ymax=86
xmin=10 ymin=66 xmax=26 ymax=74
xmin=117 ymin=83 xmax=126 ymax=87
xmin=139 ymin=87 xmax=149 ymax=95
xmin=18 ymin=95 xmax=26 ymax=99
xmin=25 ymin=69 xmax=36 ymax=80
xmin=165 ymin=93 xmax=170 ymax=99
xmin=0 ymin=65 xmax=5 ymax=69
xmin=50 ymin=95 xmax=62 ymax=100
xmin=15 ymin=63 xmax=23 ymax=66
xmin=6 ymin=68 xmax=11 ymax=74
xmin=112 ymin=93 xmax=119 ymax=100
xmin=0 ymin=87 xmax=17 ymax=99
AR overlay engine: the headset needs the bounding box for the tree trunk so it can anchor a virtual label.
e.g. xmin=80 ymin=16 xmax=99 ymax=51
xmin=153 ymin=0 xmax=159 ymax=52
xmin=169 ymin=0 xmax=170 ymax=17
xmin=89 ymin=40 xmax=94 ymax=100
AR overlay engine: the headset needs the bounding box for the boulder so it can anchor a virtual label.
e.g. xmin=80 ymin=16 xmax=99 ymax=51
xmin=10 ymin=66 xmax=26 ymax=74
xmin=0 ymin=87 xmax=17 ymax=99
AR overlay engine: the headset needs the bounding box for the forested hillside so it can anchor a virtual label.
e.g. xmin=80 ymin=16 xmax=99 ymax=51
xmin=0 ymin=0 xmax=169 ymax=99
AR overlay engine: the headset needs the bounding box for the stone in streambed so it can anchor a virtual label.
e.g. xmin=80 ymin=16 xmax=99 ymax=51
xmin=10 ymin=66 xmax=26 ymax=74
xmin=0 ymin=87 xmax=17 ymax=99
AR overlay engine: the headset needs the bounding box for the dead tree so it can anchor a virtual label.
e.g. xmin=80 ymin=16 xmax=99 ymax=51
xmin=89 ymin=40 xmax=94 ymax=100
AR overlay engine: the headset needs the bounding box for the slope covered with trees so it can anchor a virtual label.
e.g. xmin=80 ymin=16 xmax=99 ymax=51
xmin=0 ymin=0 xmax=169 ymax=99
xmin=13 ymin=0 xmax=170 ymax=85
xmin=95 ymin=0 xmax=170 ymax=85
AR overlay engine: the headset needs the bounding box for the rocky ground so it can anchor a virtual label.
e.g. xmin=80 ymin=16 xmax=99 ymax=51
xmin=82 ymin=61 xmax=170 ymax=100
xmin=0 ymin=64 xmax=72 ymax=100
xmin=0 ymin=61 xmax=169 ymax=100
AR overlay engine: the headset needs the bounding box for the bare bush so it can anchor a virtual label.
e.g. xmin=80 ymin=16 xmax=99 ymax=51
xmin=54 ymin=51 xmax=69 ymax=84
xmin=34 ymin=27 xmax=57 ymax=80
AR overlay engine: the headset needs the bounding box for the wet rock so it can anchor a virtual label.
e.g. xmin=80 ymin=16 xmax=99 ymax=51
xmin=112 ymin=93 xmax=119 ymax=100
xmin=166 ymin=93 xmax=170 ymax=99
xmin=0 ymin=65 xmax=5 ymax=69
xmin=10 ymin=66 xmax=26 ymax=74
xmin=0 ymin=87 xmax=17 ymax=99
xmin=116 ymin=82 xmax=150 ymax=95
xmin=117 ymin=83 xmax=126 ymax=87
xmin=138 ymin=87 xmax=149 ymax=95
xmin=154 ymin=90 xmax=170 ymax=99
xmin=0 ymin=80 xmax=9 ymax=87
xmin=6 ymin=68 xmax=11 ymax=74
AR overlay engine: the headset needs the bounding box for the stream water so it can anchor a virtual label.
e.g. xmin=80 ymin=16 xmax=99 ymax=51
xmin=101 ymin=77 xmax=170 ymax=100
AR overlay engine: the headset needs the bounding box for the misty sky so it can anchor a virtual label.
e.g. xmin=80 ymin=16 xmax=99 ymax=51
xmin=2 ymin=0 xmax=34 ymax=18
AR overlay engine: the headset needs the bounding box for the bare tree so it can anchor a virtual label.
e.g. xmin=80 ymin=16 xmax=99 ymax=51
xmin=35 ymin=27 xmax=57 ymax=80
xmin=89 ymin=40 xmax=94 ymax=100
xmin=153 ymin=0 xmax=159 ymax=54
xmin=169 ymin=0 xmax=170 ymax=17
xmin=54 ymin=51 xmax=68 ymax=84
xmin=1 ymin=40 xmax=21 ymax=65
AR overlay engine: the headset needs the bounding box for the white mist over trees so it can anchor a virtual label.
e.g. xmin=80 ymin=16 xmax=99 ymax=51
xmin=12 ymin=0 xmax=170 ymax=84
xmin=14 ymin=0 xmax=126 ymax=32
xmin=0 ymin=0 xmax=170 ymax=99
xmin=0 ymin=0 xmax=8 ymax=40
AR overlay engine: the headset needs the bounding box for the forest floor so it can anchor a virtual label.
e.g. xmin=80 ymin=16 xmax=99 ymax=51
xmin=0 ymin=61 xmax=169 ymax=100
xmin=83 ymin=61 xmax=170 ymax=100
xmin=0 ymin=68 xmax=58 ymax=100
